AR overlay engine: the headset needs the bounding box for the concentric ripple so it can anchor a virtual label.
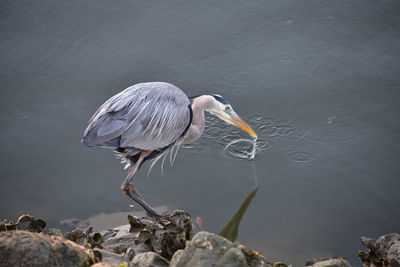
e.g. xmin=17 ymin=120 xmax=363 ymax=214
xmin=183 ymin=114 xmax=306 ymax=160
xmin=287 ymin=151 xmax=315 ymax=163
xmin=224 ymin=138 xmax=259 ymax=160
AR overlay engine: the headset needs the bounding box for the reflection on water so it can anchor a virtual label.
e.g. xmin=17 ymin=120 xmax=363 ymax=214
xmin=60 ymin=206 xmax=168 ymax=232
xmin=60 ymin=187 xmax=259 ymax=245
xmin=220 ymin=186 xmax=259 ymax=242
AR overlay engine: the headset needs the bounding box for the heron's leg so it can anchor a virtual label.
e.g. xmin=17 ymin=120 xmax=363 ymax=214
xmin=124 ymin=186 xmax=162 ymax=218
xmin=121 ymin=151 xmax=162 ymax=218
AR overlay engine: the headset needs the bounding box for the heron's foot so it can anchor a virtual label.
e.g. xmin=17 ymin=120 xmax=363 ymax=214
xmin=167 ymin=209 xmax=191 ymax=218
xmin=145 ymin=209 xmax=163 ymax=219
xmin=121 ymin=183 xmax=163 ymax=219
xmin=150 ymin=209 xmax=191 ymax=225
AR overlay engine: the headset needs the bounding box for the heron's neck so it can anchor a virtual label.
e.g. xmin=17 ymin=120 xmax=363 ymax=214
xmin=182 ymin=95 xmax=213 ymax=144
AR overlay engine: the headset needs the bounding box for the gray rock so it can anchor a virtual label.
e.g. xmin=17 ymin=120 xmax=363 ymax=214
xmin=359 ymin=233 xmax=400 ymax=267
xmin=271 ymin=263 xmax=289 ymax=267
xmin=305 ymin=256 xmax=352 ymax=267
xmin=92 ymin=263 xmax=114 ymax=267
xmin=144 ymin=212 xmax=192 ymax=259
xmin=126 ymin=247 xmax=136 ymax=261
xmin=65 ymin=228 xmax=88 ymax=245
xmin=0 ymin=214 xmax=46 ymax=233
xmin=170 ymin=231 xmax=234 ymax=267
xmin=94 ymin=248 xmax=130 ymax=266
xmin=235 ymin=243 xmax=270 ymax=267
xmin=43 ymin=228 xmax=64 ymax=236
xmin=215 ymin=247 xmax=248 ymax=267
xmin=170 ymin=231 xmax=269 ymax=267
xmin=375 ymin=233 xmax=400 ymax=262
xmin=64 ymin=226 xmax=103 ymax=249
xmin=15 ymin=215 xmax=46 ymax=232
xmin=101 ymin=212 xmax=192 ymax=259
xmin=101 ymin=224 xmax=141 ymax=254
xmin=131 ymin=252 xmax=169 ymax=267
xmin=0 ymin=230 xmax=94 ymax=267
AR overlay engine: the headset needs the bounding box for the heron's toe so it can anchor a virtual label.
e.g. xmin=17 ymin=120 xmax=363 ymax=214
xmin=149 ymin=209 xmax=191 ymax=225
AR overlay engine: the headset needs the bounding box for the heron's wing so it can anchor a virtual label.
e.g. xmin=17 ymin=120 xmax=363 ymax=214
xmin=82 ymin=86 xmax=138 ymax=147
xmin=83 ymin=82 xmax=191 ymax=150
xmin=120 ymin=83 xmax=191 ymax=150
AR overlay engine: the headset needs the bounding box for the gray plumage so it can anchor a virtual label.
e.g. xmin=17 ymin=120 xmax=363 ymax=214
xmin=83 ymin=82 xmax=191 ymax=151
xmin=82 ymin=81 xmax=256 ymax=218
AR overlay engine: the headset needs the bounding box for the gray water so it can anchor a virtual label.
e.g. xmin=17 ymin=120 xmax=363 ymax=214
xmin=1 ymin=0 xmax=400 ymax=265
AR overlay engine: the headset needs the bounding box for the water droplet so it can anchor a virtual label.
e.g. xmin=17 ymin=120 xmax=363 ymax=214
xmin=327 ymin=116 xmax=336 ymax=124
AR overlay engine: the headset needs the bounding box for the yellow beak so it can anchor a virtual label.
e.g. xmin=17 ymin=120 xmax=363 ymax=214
xmin=233 ymin=117 xmax=258 ymax=139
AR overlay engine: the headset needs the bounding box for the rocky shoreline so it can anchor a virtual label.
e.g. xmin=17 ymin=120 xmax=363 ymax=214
xmin=0 ymin=214 xmax=399 ymax=267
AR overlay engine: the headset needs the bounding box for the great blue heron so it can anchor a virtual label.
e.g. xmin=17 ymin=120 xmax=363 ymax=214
xmin=82 ymin=82 xmax=257 ymax=218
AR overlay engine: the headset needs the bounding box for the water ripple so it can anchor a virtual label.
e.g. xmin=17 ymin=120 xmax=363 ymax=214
xmin=224 ymin=138 xmax=267 ymax=160
xmin=287 ymin=151 xmax=315 ymax=163
xmin=277 ymin=54 xmax=295 ymax=63
xmin=216 ymin=70 xmax=257 ymax=91
xmin=183 ymin=114 xmax=306 ymax=160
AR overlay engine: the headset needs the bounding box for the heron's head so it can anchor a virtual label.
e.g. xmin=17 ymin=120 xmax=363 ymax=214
xmin=206 ymin=94 xmax=257 ymax=139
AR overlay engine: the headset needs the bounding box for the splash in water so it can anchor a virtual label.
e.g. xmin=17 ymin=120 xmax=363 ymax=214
xmin=183 ymin=115 xmax=279 ymax=159
xmin=224 ymin=137 xmax=258 ymax=160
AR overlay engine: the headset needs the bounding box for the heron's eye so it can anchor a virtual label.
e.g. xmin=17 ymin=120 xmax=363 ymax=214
xmin=225 ymin=106 xmax=231 ymax=111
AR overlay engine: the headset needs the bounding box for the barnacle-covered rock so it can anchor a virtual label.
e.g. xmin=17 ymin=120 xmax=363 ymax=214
xmin=92 ymin=264 xmax=114 ymax=267
xmin=169 ymin=231 xmax=271 ymax=267
xmin=235 ymin=243 xmax=270 ymax=267
xmin=0 ymin=214 xmax=46 ymax=233
xmin=43 ymin=228 xmax=64 ymax=236
xmin=102 ymin=212 xmax=193 ymax=259
xmin=358 ymin=233 xmax=400 ymax=267
xmin=128 ymin=215 xmax=147 ymax=232
xmin=215 ymin=247 xmax=248 ymax=266
xmin=102 ymin=224 xmax=138 ymax=253
xmin=272 ymin=263 xmax=290 ymax=267
xmin=65 ymin=228 xmax=87 ymax=245
xmin=0 ymin=230 xmax=95 ymax=267
xmin=2 ymin=213 xmax=287 ymax=267
xmin=0 ymin=221 xmax=16 ymax=231
xmin=145 ymin=212 xmax=192 ymax=259
xmin=305 ymin=255 xmax=351 ymax=267
xmin=126 ymin=247 xmax=136 ymax=261
xmin=65 ymin=226 xmax=103 ymax=249
xmin=15 ymin=214 xmax=46 ymax=232
xmin=131 ymin=252 xmax=169 ymax=267
xmin=93 ymin=248 xmax=130 ymax=266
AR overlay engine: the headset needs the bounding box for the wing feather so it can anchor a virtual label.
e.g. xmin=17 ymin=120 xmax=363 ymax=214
xmin=82 ymin=82 xmax=191 ymax=150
